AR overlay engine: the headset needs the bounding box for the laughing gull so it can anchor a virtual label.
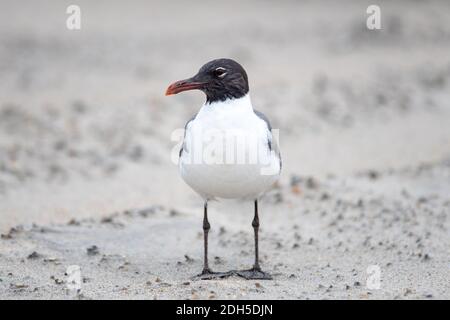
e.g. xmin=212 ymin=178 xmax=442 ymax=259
xmin=166 ymin=58 xmax=281 ymax=280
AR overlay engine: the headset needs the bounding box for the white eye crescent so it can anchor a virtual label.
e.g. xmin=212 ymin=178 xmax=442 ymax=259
xmin=214 ymin=67 xmax=227 ymax=78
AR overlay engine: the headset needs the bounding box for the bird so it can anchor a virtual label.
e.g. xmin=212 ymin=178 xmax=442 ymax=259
xmin=165 ymin=58 xmax=281 ymax=280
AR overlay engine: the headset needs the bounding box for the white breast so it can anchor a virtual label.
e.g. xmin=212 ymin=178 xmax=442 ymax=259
xmin=179 ymin=95 xmax=281 ymax=200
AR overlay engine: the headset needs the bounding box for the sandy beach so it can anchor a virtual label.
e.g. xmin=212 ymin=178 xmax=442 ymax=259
xmin=0 ymin=0 xmax=449 ymax=299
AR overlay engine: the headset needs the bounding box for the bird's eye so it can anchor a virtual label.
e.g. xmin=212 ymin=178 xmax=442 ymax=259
xmin=213 ymin=67 xmax=227 ymax=78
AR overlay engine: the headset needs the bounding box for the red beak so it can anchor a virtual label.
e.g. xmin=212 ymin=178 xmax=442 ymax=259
xmin=165 ymin=78 xmax=205 ymax=96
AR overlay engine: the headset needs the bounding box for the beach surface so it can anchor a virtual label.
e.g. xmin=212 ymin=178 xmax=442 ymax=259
xmin=0 ymin=0 xmax=449 ymax=299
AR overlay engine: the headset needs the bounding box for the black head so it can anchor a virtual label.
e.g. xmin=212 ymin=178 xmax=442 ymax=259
xmin=166 ymin=58 xmax=249 ymax=103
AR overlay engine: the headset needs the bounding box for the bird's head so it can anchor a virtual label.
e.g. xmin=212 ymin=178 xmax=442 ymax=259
xmin=165 ymin=58 xmax=249 ymax=103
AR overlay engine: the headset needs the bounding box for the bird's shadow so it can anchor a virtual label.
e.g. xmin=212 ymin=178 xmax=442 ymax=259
xmin=191 ymin=269 xmax=273 ymax=281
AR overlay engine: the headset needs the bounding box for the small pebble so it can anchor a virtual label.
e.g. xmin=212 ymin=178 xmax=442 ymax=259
xmin=87 ymin=245 xmax=99 ymax=256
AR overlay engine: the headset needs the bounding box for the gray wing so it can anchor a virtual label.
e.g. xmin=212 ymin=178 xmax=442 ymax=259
xmin=179 ymin=113 xmax=197 ymax=158
xmin=254 ymin=110 xmax=282 ymax=171
xmin=254 ymin=110 xmax=272 ymax=131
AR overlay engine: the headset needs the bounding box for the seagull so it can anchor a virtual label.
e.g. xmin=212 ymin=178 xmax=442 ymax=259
xmin=166 ymin=58 xmax=281 ymax=280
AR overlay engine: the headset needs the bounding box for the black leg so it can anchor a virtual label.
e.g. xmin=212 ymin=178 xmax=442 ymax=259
xmin=193 ymin=201 xmax=233 ymax=280
xmin=235 ymin=200 xmax=273 ymax=280
xmin=252 ymin=199 xmax=261 ymax=271
xmin=202 ymin=201 xmax=211 ymax=273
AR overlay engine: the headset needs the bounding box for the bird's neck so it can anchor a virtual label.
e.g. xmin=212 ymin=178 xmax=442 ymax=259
xmin=199 ymin=94 xmax=253 ymax=116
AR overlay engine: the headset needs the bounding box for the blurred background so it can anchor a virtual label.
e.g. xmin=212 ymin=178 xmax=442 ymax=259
xmin=1 ymin=0 xmax=450 ymax=231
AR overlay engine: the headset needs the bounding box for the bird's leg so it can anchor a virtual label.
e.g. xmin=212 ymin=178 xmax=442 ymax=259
xmin=193 ymin=201 xmax=233 ymax=280
xmin=236 ymin=200 xmax=273 ymax=280
xmin=252 ymin=199 xmax=261 ymax=271
xmin=202 ymin=201 xmax=211 ymax=274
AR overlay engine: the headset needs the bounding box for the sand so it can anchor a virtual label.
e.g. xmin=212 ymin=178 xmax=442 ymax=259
xmin=0 ymin=0 xmax=449 ymax=299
